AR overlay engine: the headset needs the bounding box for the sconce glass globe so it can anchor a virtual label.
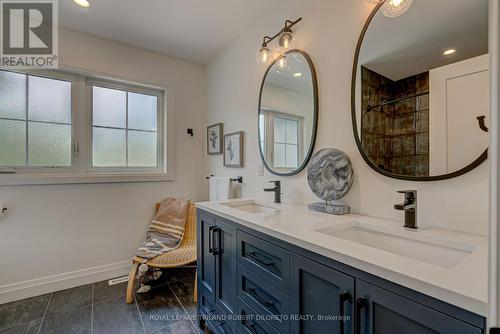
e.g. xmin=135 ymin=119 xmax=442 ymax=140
xmin=275 ymin=55 xmax=289 ymax=73
xmin=256 ymin=46 xmax=271 ymax=64
xmin=381 ymin=0 xmax=413 ymax=17
xmin=277 ymin=30 xmax=294 ymax=52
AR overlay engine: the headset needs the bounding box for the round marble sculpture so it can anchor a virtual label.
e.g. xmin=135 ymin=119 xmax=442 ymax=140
xmin=307 ymin=148 xmax=354 ymax=215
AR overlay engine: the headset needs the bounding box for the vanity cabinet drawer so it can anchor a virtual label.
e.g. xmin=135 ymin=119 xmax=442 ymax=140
xmin=237 ymin=298 xmax=280 ymax=334
xmin=200 ymin=291 xmax=235 ymax=334
xmin=238 ymin=266 xmax=289 ymax=333
xmin=237 ymin=230 xmax=290 ymax=292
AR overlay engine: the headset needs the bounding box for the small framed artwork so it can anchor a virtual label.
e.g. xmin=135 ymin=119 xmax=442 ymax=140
xmin=207 ymin=123 xmax=223 ymax=155
xmin=224 ymin=131 xmax=244 ymax=168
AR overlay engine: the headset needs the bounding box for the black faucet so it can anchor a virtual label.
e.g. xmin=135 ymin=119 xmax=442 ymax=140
xmin=264 ymin=181 xmax=282 ymax=204
xmin=394 ymin=190 xmax=417 ymax=229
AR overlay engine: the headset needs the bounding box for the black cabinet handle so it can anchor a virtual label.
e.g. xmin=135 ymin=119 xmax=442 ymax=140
xmin=208 ymin=225 xmax=217 ymax=254
xmin=209 ymin=309 xmax=225 ymax=327
xmin=212 ymin=227 xmax=221 ymax=255
xmin=356 ymin=298 xmax=368 ymax=334
xmin=339 ymin=291 xmax=352 ymax=334
xmin=245 ymin=287 xmax=274 ymax=307
xmin=208 ymin=226 xmax=216 ymax=254
xmin=247 ymin=251 xmax=274 ymax=266
xmin=245 ymin=320 xmax=258 ymax=334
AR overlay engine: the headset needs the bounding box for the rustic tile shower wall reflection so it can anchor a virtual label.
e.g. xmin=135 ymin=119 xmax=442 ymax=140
xmin=361 ymin=67 xmax=430 ymax=176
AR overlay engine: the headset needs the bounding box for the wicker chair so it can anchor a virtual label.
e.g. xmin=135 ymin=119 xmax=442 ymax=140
xmin=126 ymin=201 xmax=197 ymax=304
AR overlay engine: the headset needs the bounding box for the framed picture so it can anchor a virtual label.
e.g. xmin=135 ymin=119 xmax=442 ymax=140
xmin=224 ymin=131 xmax=244 ymax=168
xmin=207 ymin=123 xmax=223 ymax=155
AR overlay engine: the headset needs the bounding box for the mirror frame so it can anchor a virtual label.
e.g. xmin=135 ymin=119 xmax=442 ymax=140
xmin=258 ymin=49 xmax=319 ymax=176
xmin=351 ymin=3 xmax=488 ymax=182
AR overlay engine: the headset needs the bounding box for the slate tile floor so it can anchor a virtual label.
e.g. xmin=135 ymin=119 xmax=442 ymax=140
xmin=0 ymin=268 xmax=202 ymax=334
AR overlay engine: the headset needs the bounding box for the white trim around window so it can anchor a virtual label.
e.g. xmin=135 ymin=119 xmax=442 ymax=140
xmin=0 ymin=68 xmax=175 ymax=185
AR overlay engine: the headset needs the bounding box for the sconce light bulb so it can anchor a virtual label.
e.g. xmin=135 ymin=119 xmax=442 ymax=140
xmin=256 ymin=46 xmax=271 ymax=64
xmin=278 ymin=56 xmax=288 ymax=70
xmin=278 ymin=31 xmax=294 ymax=51
xmin=73 ymin=0 xmax=90 ymax=7
xmin=381 ymin=0 xmax=413 ymax=17
xmin=390 ymin=0 xmax=403 ymax=6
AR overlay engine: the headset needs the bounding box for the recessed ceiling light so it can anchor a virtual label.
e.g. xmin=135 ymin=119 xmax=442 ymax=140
xmin=443 ymin=49 xmax=456 ymax=56
xmin=293 ymin=72 xmax=302 ymax=77
xmin=73 ymin=0 xmax=90 ymax=8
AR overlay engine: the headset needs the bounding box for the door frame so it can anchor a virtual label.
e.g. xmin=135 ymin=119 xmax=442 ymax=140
xmin=489 ymin=0 xmax=500 ymax=329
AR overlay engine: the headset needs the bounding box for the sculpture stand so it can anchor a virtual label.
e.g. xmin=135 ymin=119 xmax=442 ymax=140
xmin=308 ymin=201 xmax=350 ymax=215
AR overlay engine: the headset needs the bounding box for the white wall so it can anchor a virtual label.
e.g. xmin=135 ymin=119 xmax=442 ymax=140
xmin=205 ymin=0 xmax=489 ymax=236
xmin=0 ymin=29 xmax=206 ymax=303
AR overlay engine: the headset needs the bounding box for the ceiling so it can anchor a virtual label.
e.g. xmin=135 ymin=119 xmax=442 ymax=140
xmin=59 ymin=0 xmax=293 ymax=64
xmin=266 ymin=52 xmax=313 ymax=95
xmin=359 ymin=0 xmax=488 ymax=81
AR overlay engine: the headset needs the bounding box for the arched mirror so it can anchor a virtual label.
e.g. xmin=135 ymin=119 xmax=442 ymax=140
xmin=259 ymin=49 xmax=318 ymax=176
xmin=352 ymin=0 xmax=489 ymax=181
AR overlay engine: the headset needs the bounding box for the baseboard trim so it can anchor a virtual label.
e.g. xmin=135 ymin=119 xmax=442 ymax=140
xmin=0 ymin=261 xmax=132 ymax=304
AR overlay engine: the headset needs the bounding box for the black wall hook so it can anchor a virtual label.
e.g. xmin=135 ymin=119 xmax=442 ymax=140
xmin=477 ymin=116 xmax=489 ymax=133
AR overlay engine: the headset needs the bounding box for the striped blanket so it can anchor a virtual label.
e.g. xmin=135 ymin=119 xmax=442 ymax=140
xmin=136 ymin=198 xmax=191 ymax=259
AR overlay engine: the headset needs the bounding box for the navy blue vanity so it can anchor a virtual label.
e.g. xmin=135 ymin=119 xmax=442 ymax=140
xmin=196 ymin=208 xmax=486 ymax=334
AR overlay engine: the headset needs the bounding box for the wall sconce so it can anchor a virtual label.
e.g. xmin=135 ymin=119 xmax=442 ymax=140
xmin=366 ymin=0 xmax=413 ymax=18
xmin=256 ymin=18 xmax=302 ymax=65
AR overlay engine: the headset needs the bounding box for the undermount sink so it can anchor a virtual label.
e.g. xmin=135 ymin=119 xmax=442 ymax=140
xmin=220 ymin=200 xmax=279 ymax=214
xmin=316 ymin=221 xmax=476 ymax=269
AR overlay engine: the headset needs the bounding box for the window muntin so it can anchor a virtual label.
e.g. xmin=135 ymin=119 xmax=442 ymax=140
xmin=0 ymin=70 xmax=72 ymax=168
xmin=91 ymin=85 xmax=159 ymax=168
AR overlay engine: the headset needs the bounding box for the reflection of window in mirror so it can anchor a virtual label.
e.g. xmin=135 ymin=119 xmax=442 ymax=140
xmin=260 ymin=109 xmax=304 ymax=171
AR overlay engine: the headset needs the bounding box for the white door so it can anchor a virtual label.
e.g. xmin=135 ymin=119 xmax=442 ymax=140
xmin=429 ymin=55 xmax=490 ymax=175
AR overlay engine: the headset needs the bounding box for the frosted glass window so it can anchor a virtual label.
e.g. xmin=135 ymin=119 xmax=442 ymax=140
xmin=93 ymin=128 xmax=126 ymax=166
xmin=92 ymin=87 xmax=126 ymax=128
xmin=286 ymin=144 xmax=298 ymax=168
xmin=274 ymin=118 xmax=286 ymax=143
xmin=274 ymin=143 xmax=286 ymax=168
xmin=0 ymin=120 xmax=26 ymax=166
xmin=128 ymin=131 xmax=157 ymax=166
xmin=286 ymin=119 xmax=298 ymax=144
xmin=28 ymin=123 xmax=71 ymax=166
xmin=92 ymin=85 xmax=159 ymax=168
xmin=272 ymin=116 xmax=300 ymax=169
xmin=0 ymin=70 xmax=73 ymax=168
xmin=128 ymin=93 xmax=157 ymax=131
xmin=0 ymin=71 xmax=26 ymax=120
xmin=28 ymin=76 xmax=71 ymax=124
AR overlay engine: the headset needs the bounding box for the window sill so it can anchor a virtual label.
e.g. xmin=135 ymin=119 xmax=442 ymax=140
xmin=0 ymin=172 xmax=175 ymax=186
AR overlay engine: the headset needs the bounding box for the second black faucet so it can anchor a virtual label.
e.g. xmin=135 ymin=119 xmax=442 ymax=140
xmin=264 ymin=181 xmax=282 ymax=204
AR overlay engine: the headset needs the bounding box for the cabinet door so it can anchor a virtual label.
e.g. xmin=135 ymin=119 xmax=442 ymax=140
xmin=215 ymin=218 xmax=237 ymax=317
xmin=355 ymin=280 xmax=482 ymax=334
xmin=290 ymin=254 xmax=355 ymax=334
xmin=198 ymin=210 xmax=216 ymax=303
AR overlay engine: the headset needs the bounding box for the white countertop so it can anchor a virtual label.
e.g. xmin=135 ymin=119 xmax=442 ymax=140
xmin=196 ymin=198 xmax=488 ymax=317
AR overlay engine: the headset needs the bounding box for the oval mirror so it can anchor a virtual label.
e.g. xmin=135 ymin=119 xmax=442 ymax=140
xmin=259 ymin=49 xmax=318 ymax=176
xmin=352 ymin=0 xmax=489 ymax=181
